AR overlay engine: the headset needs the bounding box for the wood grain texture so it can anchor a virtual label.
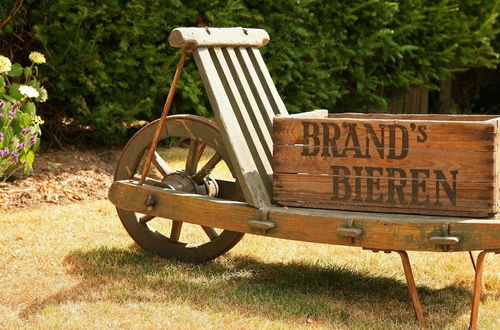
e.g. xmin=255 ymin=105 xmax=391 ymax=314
xmin=248 ymin=48 xmax=288 ymax=116
xmin=273 ymin=117 xmax=497 ymax=150
xmin=169 ymin=27 xmax=269 ymax=48
xmin=273 ymin=173 xmax=495 ymax=216
xmin=113 ymin=115 xmax=245 ymax=263
xmin=495 ymin=120 xmax=500 ymax=213
xmin=218 ymin=47 xmax=273 ymax=162
xmin=194 ymin=47 xmax=272 ymax=208
xmin=114 ymin=115 xmax=233 ymax=180
xmin=273 ymin=145 xmax=495 ymax=181
xmin=232 ymin=48 xmax=277 ymax=132
xmin=192 ymin=44 xmax=290 ymax=208
xmin=272 ymin=114 xmax=500 ymax=217
xmin=108 ymin=180 xmax=500 ymax=251
xmin=278 ymin=109 xmax=328 ymax=118
xmin=327 ymin=113 xmax=500 ymax=121
xmin=175 ymin=32 xmax=290 ymax=209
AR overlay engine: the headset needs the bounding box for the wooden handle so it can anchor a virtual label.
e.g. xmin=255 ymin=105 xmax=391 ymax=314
xmin=169 ymin=27 xmax=270 ymax=48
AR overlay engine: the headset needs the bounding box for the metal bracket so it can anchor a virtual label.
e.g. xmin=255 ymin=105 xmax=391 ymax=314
xmin=247 ymin=209 xmax=276 ymax=234
xmin=337 ymin=219 xmax=363 ymax=244
xmin=429 ymin=224 xmax=461 ymax=251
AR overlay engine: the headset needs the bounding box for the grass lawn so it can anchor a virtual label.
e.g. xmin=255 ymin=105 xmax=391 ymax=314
xmin=1 ymin=200 xmax=498 ymax=329
xmin=1 ymin=147 xmax=499 ymax=329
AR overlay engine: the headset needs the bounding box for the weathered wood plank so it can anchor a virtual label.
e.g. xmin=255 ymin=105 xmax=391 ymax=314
xmin=273 ymin=145 xmax=495 ymax=181
xmin=169 ymin=27 xmax=269 ymax=48
xmin=224 ymin=48 xmax=274 ymax=157
xmin=211 ymin=47 xmax=273 ymax=197
xmin=273 ymin=172 xmax=495 ymax=216
xmin=273 ymin=117 xmax=497 ymax=151
xmin=272 ymin=114 xmax=500 ymax=217
xmin=278 ymin=109 xmax=328 ymax=118
xmin=235 ymin=47 xmax=278 ymax=130
xmin=327 ymin=113 xmax=499 ymax=121
xmin=215 ymin=179 xmax=245 ymax=202
xmin=185 ymin=140 xmax=205 ymax=175
xmin=114 ymin=115 xmax=233 ymax=180
xmin=495 ymin=120 xmax=500 ymax=213
xmin=108 ymin=180 xmax=500 ymax=251
xmin=194 ymin=47 xmax=271 ymax=208
xmin=248 ymin=48 xmax=288 ymax=116
xmin=268 ymin=206 xmax=500 ymax=251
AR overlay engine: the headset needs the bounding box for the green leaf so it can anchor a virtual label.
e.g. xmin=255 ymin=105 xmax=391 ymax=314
xmin=20 ymin=113 xmax=32 ymax=127
xmin=7 ymin=63 xmax=23 ymax=78
xmin=4 ymin=126 xmax=13 ymax=142
xmin=30 ymin=80 xmax=41 ymax=88
xmin=22 ymin=102 xmax=36 ymax=117
xmin=0 ymin=93 xmax=16 ymax=103
xmin=25 ymin=150 xmax=35 ymax=168
xmin=2 ymin=127 xmax=14 ymax=147
xmin=32 ymin=136 xmax=41 ymax=152
xmin=8 ymin=84 xmax=22 ymax=101
xmin=24 ymin=67 xmax=32 ymax=80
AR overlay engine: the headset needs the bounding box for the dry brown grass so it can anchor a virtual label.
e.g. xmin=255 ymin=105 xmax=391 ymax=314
xmin=2 ymin=200 xmax=499 ymax=329
xmin=1 ymin=148 xmax=499 ymax=329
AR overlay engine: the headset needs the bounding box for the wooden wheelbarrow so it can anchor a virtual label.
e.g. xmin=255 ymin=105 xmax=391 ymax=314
xmin=108 ymin=27 xmax=500 ymax=328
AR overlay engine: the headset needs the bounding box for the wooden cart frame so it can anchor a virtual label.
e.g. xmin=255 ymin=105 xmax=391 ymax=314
xmin=108 ymin=27 xmax=500 ymax=329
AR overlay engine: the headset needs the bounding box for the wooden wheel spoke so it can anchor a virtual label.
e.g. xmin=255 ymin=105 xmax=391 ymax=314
xmin=193 ymin=153 xmax=223 ymax=183
xmin=139 ymin=215 xmax=155 ymax=224
xmin=202 ymin=226 xmax=218 ymax=240
xmin=170 ymin=220 xmax=183 ymax=242
xmin=132 ymin=174 xmax=169 ymax=188
xmin=153 ymin=151 xmax=173 ymax=177
xmin=185 ymin=140 xmax=206 ymax=175
xmin=115 ymin=116 xmax=244 ymax=263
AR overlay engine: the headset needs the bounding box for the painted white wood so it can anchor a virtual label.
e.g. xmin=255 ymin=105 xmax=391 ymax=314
xmin=212 ymin=47 xmax=274 ymax=195
xmin=236 ymin=48 xmax=279 ymax=132
xmin=225 ymin=48 xmax=273 ymax=155
xmin=177 ymin=28 xmax=291 ymax=208
xmin=278 ymin=109 xmax=328 ymax=118
xmin=169 ymin=27 xmax=270 ymax=48
xmin=194 ymin=47 xmax=272 ymax=208
xmin=249 ymin=48 xmax=288 ymax=116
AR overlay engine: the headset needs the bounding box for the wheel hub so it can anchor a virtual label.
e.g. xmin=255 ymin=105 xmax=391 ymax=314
xmin=162 ymin=171 xmax=219 ymax=197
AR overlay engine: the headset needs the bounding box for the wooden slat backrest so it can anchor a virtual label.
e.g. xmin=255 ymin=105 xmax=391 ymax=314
xmin=169 ymin=27 xmax=288 ymax=208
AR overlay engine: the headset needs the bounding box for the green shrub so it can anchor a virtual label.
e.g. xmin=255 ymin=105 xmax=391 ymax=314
xmin=1 ymin=0 xmax=498 ymax=144
xmin=254 ymin=0 xmax=499 ymax=112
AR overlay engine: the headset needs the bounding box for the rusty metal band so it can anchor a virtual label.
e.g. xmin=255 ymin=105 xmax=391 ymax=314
xmin=139 ymin=48 xmax=189 ymax=185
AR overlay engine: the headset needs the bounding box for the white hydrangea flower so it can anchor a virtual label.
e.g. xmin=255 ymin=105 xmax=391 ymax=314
xmin=39 ymin=87 xmax=48 ymax=102
xmin=29 ymin=51 xmax=46 ymax=65
xmin=0 ymin=55 xmax=12 ymax=73
xmin=19 ymin=85 xmax=40 ymax=98
xmin=34 ymin=115 xmax=44 ymax=125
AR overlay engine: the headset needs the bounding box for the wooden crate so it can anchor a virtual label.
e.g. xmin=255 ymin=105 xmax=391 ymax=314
xmin=272 ymin=112 xmax=500 ymax=217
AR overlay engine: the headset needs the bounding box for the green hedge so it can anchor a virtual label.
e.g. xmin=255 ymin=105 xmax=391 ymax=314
xmin=1 ymin=0 xmax=498 ymax=144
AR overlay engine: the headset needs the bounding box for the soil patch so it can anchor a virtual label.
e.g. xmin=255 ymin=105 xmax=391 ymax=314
xmin=0 ymin=147 xmax=122 ymax=211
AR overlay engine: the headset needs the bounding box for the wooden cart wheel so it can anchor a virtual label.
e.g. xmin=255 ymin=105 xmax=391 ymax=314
xmin=114 ymin=114 xmax=244 ymax=263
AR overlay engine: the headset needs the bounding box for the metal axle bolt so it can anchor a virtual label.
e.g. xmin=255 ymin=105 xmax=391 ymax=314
xmin=145 ymin=194 xmax=155 ymax=211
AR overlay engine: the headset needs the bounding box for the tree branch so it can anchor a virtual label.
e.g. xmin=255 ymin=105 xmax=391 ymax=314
xmin=0 ymin=0 xmax=25 ymax=30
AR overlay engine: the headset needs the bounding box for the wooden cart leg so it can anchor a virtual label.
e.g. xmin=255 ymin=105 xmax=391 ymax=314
xmin=469 ymin=249 xmax=500 ymax=330
xmin=396 ymin=250 xmax=428 ymax=329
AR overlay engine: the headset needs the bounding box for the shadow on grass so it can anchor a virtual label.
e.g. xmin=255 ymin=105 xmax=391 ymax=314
xmin=21 ymin=245 xmax=474 ymax=327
